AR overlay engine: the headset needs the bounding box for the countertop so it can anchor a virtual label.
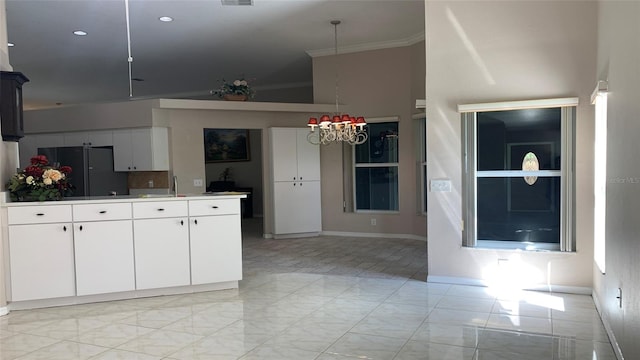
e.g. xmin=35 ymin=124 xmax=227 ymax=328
xmin=2 ymin=192 xmax=248 ymax=207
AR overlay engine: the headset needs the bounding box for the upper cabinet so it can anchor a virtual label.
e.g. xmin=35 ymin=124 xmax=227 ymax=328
xmin=270 ymin=128 xmax=320 ymax=182
xmin=113 ymin=127 xmax=169 ymax=172
xmin=62 ymin=130 xmax=113 ymax=147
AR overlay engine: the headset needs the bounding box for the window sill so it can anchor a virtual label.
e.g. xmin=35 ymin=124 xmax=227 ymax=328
xmin=473 ymin=240 xmax=562 ymax=252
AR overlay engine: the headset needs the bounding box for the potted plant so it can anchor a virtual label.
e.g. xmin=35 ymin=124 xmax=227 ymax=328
xmin=7 ymin=155 xmax=73 ymax=201
xmin=212 ymin=78 xmax=255 ymax=101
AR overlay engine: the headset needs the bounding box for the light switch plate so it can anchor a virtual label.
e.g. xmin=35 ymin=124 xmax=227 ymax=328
xmin=430 ymin=179 xmax=452 ymax=192
xmin=193 ymin=179 xmax=203 ymax=187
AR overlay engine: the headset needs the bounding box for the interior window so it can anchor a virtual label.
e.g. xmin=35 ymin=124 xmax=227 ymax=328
xmin=354 ymin=120 xmax=399 ymax=212
xmin=461 ymin=99 xmax=576 ymax=251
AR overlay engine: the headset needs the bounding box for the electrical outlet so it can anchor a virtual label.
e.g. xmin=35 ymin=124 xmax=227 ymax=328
xmin=430 ymin=179 xmax=452 ymax=192
xmin=193 ymin=179 xmax=203 ymax=187
xmin=371 ymin=218 xmax=377 ymax=226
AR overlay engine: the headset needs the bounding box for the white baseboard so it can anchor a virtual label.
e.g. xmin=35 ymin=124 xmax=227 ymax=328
xmin=593 ymin=291 xmax=625 ymax=360
xmin=321 ymin=231 xmax=427 ymax=241
xmin=8 ymin=281 xmax=238 ymax=311
xmin=427 ymin=275 xmax=592 ymax=295
xmin=0 ymin=306 xmax=8 ymax=317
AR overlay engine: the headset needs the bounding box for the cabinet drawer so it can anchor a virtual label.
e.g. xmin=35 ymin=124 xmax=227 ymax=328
xmin=188 ymin=199 xmax=240 ymax=216
xmin=72 ymin=203 xmax=132 ymax=222
xmin=133 ymin=201 xmax=188 ymax=219
xmin=8 ymin=205 xmax=73 ymax=225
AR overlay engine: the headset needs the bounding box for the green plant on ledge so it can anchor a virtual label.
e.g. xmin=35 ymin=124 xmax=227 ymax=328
xmin=211 ymin=78 xmax=255 ymax=99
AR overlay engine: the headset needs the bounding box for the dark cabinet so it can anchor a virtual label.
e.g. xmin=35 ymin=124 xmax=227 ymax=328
xmin=1 ymin=71 xmax=29 ymax=142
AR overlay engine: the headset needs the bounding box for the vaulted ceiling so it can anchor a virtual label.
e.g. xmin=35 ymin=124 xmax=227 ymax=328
xmin=5 ymin=0 xmax=425 ymax=109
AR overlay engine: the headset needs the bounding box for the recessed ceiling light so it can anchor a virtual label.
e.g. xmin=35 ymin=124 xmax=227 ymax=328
xmin=8 ymin=42 xmax=14 ymax=47
xmin=73 ymin=30 xmax=87 ymax=36
xmin=159 ymin=16 xmax=173 ymax=22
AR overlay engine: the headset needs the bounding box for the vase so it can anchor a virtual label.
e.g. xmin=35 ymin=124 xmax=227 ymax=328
xmin=223 ymin=94 xmax=248 ymax=101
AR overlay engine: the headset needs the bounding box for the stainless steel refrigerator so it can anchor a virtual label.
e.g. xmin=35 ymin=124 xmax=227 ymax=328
xmin=38 ymin=146 xmax=128 ymax=197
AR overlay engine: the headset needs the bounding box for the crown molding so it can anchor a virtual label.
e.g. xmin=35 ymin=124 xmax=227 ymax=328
xmin=306 ymin=31 xmax=425 ymax=58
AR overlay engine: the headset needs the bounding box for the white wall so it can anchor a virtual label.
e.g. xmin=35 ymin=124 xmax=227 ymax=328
xmin=592 ymin=1 xmax=640 ymax=358
xmin=426 ymin=1 xmax=597 ymax=289
xmin=0 ymin=0 xmax=17 ymax=312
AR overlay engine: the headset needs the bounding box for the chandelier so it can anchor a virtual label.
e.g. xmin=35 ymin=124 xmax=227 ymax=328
xmin=307 ymin=20 xmax=368 ymax=146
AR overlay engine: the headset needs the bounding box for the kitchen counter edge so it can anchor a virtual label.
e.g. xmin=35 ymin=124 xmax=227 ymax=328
xmin=1 ymin=194 xmax=247 ymax=207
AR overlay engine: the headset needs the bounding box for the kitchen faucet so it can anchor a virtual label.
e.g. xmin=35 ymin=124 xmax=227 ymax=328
xmin=173 ymin=175 xmax=178 ymax=197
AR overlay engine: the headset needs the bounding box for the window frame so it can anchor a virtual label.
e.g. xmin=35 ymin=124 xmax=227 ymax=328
xmin=412 ymin=113 xmax=428 ymax=215
xmin=460 ymin=98 xmax=577 ymax=252
xmin=352 ymin=116 xmax=400 ymax=213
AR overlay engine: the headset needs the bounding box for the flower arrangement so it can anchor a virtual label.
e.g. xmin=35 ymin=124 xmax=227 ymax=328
xmin=7 ymin=155 xmax=73 ymax=201
xmin=212 ymin=78 xmax=255 ymax=100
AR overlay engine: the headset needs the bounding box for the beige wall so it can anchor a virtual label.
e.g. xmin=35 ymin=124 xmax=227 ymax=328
xmin=23 ymin=99 xmax=158 ymax=133
xmin=162 ymin=108 xmax=321 ymax=235
xmin=312 ymin=42 xmax=427 ymax=238
xmin=426 ymin=1 xmax=597 ymax=288
xmin=205 ymin=129 xmax=263 ymax=216
xmin=592 ymin=1 xmax=640 ymax=358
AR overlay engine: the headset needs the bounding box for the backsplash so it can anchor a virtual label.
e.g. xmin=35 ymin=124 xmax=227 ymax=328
xmin=128 ymin=171 xmax=170 ymax=189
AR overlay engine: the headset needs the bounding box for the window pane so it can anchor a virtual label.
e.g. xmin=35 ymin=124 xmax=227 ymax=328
xmin=477 ymin=177 xmax=560 ymax=243
xmin=477 ymin=108 xmax=561 ymax=171
xmin=355 ymin=122 xmax=399 ymax=164
xmin=356 ymin=167 xmax=398 ymax=211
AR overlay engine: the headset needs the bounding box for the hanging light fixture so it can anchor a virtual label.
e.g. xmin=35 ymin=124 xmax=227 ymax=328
xmin=307 ymin=20 xmax=368 ymax=146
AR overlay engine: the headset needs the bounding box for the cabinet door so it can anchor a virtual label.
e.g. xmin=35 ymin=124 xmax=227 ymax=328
xmin=133 ymin=217 xmax=190 ymax=290
xmin=271 ymin=128 xmax=299 ymax=182
xmin=8 ymin=223 xmax=75 ymax=301
xmin=190 ymin=215 xmax=242 ymax=284
xmin=112 ymin=129 xmax=133 ymax=171
xmin=74 ymin=220 xmax=135 ymax=296
xmin=87 ymin=130 xmax=114 ymax=147
xmin=63 ymin=132 xmax=89 ymax=146
xmin=273 ymin=181 xmax=322 ymax=235
xmin=131 ymin=128 xmax=154 ymax=171
xmin=296 ymin=128 xmax=320 ymax=181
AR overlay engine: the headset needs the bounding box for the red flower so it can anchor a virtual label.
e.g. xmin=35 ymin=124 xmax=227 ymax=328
xmin=24 ymin=165 xmax=44 ymax=178
xmin=30 ymin=155 xmax=49 ymax=166
xmin=59 ymin=166 xmax=72 ymax=175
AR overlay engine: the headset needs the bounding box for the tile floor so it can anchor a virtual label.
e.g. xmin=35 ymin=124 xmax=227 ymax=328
xmin=0 ymin=219 xmax=616 ymax=359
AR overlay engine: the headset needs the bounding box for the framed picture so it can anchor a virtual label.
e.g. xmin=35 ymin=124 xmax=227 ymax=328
xmin=203 ymin=128 xmax=250 ymax=163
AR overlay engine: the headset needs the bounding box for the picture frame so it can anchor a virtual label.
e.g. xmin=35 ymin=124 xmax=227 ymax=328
xmin=203 ymin=128 xmax=250 ymax=163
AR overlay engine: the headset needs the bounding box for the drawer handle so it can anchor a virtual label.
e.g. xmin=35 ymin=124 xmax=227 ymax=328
xmin=158 ymin=208 xmax=165 ymax=211
xmin=79 ymin=225 xmax=83 ymax=231
xmin=63 ymin=225 xmax=67 ymax=232
xmin=99 ymin=210 xmax=107 ymax=214
xmin=194 ymin=219 xmax=198 ymax=225
xmin=212 ymin=206 xmax=219 ymax=209
xmin=180 ymin=220 xmax=184 ymax=226
xmin=36 ymin=213 xmax=45 ymax=216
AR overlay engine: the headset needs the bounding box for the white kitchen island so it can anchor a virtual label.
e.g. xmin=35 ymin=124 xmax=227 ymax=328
xmin=1 ymin=194 xmax=246 ymax=310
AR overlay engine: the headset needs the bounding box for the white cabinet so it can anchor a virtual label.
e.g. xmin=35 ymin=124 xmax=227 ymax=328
xmin=113 ymin=127 xmax=169 ymax=172
xmin=7 ymin=204 xmax=76 ymax=302
xmin=271 ymin=128 xmax=320 ymax=182
xmin=133 ymin=201 xmax=190 ymax=290
xmin=63 ymin=130 xmax=113 ymax=147
xmin=273 ymin=181 xmax=322 ymax=235
xmin=189 ymin=199 xmax=242 ymax=285
xmin=270 ymin=127 xmax=322 ymax=236
xmin=74 ymin=220 xmax=135 ymax=296
xmin=72 ymin=202 xmax=134 ymax=296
